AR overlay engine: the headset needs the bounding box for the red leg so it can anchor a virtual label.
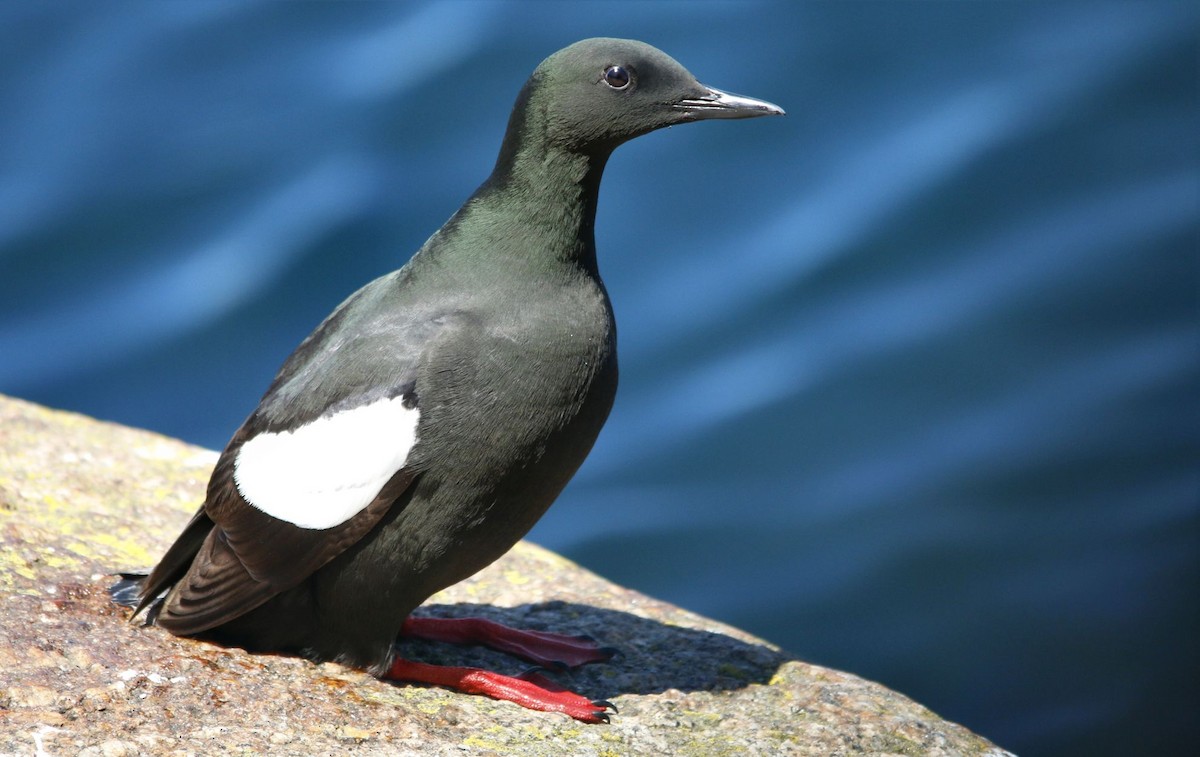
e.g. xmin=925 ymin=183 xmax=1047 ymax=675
xmin=400 ymin=616 xmax=616 ymax=669
xmin=385 ymin=657 xmax=614 ymax=723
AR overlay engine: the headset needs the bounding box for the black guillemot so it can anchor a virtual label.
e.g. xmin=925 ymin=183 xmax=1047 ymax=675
xmin=112 ymin=37 xmax=782 ymax=723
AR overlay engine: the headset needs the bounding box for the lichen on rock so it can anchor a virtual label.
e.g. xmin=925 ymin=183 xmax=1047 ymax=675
xmin=0 ymin=395 xmax=1012 ymax=756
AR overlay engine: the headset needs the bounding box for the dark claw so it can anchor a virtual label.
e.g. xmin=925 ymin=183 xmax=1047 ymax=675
xmin=593 ymin=711 xmax=611 ymax=724
xmin=591 ymin=699 xmax=617 ymax=714
xmin=596 ymin=646 xmax=620 ymax=660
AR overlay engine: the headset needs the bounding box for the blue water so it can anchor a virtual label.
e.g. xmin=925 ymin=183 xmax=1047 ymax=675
xmin=2 ymin=2 xmax=1196 ymax=754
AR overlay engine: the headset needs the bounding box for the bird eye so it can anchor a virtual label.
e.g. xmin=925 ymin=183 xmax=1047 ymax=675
xmin=602 ymin=65 xmax=631 ymax=90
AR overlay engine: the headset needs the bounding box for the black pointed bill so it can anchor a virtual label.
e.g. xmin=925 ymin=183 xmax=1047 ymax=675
xmin=675 ymin=86 xmax=785 ymax=120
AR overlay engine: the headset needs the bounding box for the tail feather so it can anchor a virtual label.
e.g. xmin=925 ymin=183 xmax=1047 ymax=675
xmin=108 ymin=506 xmax=215 ymax=624
xmin=108 ymin=572 xmax=164 ymax=625
xmin=109 ymin=572 xmax=147 ymax=609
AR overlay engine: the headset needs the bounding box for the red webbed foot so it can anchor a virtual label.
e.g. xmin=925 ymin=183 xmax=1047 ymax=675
xmin=385 ymin=658 xmax=615 ymax=723
xmin=400 ymin=616 xmax=616 ymax=669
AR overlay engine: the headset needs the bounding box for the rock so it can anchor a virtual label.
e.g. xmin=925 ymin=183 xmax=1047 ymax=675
xmin=0 ymin=394 xmax=1012 ymax=756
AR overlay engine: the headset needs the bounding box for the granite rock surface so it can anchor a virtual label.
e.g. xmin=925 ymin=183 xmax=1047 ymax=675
xmin=0 ymin=395 xmax=1012 ymax=756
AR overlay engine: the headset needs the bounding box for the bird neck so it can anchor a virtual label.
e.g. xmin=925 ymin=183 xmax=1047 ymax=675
xmin=468 ymin=78 xmax=613 ymax=276
xmin=492 ymin=149 xmax=608 ymax=266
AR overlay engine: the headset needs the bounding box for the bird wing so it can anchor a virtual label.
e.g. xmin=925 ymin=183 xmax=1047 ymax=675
xmin=154 ymin=440 xmax=419 ymax=634
xmin=150 ymin=279 xmax=461 ymax=634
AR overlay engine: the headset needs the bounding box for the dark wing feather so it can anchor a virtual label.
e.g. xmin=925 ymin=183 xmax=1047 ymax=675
xmin=154 ymin=453 xmax=417 ymax=635
xmin=141 ymin=274 xmax=460 ymax=635
xmin=132 ymin=506 xmax=216 ymax=618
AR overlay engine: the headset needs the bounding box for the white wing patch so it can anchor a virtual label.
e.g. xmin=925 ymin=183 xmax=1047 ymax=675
xmin=233 ymin=396 xmax=419 ymax=529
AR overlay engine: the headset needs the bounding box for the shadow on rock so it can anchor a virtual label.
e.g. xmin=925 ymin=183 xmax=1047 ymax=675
xmin=399 ymin=601 xmax=790 ymax=699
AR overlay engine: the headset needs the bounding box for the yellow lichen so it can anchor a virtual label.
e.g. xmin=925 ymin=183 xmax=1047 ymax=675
xmin=503 ymin=569 xmax=529 ymax=586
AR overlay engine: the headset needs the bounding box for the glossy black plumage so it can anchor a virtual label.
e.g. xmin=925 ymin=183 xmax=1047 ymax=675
xmin=117 ymin=38 xmax=782 ymax=685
